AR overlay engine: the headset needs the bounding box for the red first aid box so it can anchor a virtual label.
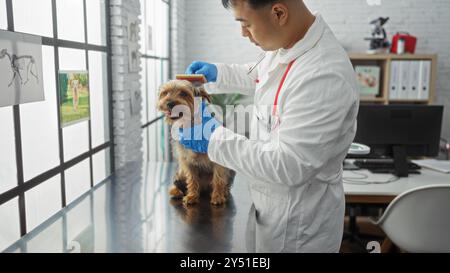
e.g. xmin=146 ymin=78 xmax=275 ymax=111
xmin=391 ymin=32 xmax=417 ymax=54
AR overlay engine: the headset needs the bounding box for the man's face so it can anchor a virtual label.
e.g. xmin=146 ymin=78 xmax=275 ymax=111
xmin=232 ymin=1 xmax=281 ymax=51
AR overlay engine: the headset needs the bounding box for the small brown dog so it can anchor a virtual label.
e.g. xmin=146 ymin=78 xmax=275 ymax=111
xmin=157 ymin=80 xmax=234 ymax=206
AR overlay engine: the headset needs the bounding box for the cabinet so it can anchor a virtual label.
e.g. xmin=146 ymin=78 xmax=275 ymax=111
xmin=348 ymin=53 xmax=437 ymax=104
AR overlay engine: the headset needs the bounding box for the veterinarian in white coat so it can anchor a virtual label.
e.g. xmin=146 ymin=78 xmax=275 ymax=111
xmin=184 ymin=0 xmax=359 ymax=252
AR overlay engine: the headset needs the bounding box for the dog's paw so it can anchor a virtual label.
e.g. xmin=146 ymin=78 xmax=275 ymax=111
xmin=211 ymin=193 xmax=227 ymax=206
xmin=169 ymin=185 xmax=184 ymax=199
xmin=183 ymin=194 xmax=199 ymax=205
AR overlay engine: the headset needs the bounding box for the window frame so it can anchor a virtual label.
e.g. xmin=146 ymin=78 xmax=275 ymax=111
xmin=0 ymin=0 xmax=114 ymax=238
xmin=140 ymin=0 xmax=172 ymax=162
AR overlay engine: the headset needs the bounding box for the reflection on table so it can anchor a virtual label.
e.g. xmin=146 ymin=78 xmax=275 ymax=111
xmin=4 ymin=161 xmax=251 ymax=253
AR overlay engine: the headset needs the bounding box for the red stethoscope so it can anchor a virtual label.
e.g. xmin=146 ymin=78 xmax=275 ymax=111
xmin=255 ymin=59 xmax=296 ymax=132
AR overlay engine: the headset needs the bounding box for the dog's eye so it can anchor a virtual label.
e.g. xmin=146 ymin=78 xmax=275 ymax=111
xmin=180 ymin=92 xmax=188 ymax=97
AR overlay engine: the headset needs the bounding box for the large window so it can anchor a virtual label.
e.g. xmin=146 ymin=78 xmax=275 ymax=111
xmin=140 ymin=0 xmax=171 ymax=162
xmin=0 ymin=1 xmax=7 ymax=29
xmin=0 ymin=0 xmax=112 ymax=251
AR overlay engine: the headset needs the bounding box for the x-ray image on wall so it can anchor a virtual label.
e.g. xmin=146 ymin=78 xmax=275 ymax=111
xmin=0 ymin=30 xmax=45 ymax=107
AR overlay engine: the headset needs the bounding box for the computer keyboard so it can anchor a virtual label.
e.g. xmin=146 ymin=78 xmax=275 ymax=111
xmin=353 ymin=159 xmax=421 ymax=174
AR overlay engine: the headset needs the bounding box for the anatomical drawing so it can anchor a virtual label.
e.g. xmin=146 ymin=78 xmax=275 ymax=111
xmin=0 ymin=48 xmax=39 ymax=88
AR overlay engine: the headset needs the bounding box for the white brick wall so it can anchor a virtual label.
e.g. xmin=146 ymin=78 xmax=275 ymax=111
xmin=175 ymin=0 xmax=450 ymax=140
xmin=171 ymin=0 xmax=187 ymax=76
xmin=184 ymin=0 xmax=261 ymax=65
xmin=110 ymin=0 xmax=143 ymax=169
xmin=304 ymin=0 xmax=450 ymax=140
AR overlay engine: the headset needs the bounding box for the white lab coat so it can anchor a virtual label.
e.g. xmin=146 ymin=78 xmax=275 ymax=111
xmin=205 ymin=14 xmax=360 ymax=252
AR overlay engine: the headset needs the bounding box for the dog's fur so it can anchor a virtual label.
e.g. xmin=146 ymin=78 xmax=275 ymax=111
xmin=157 ymin=80 xmax=234 ymax=206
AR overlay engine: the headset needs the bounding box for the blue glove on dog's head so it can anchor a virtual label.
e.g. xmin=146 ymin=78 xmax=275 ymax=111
xmin=178 ymin=101 xmax=221 ymax=154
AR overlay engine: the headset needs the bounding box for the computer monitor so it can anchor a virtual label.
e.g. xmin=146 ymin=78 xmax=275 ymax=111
xmin=352 ymin=104 xmax=443 ymax=177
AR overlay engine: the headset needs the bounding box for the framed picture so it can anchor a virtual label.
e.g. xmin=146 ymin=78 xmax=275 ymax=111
xmin=355 ymin=65 xmax=381 ymax=97
xmin=128 ymin=13 xmax=140 ymax=72
xmin=0 ymin=30 xmax=45 ymax=107
xmin=58 ymin=71 xmax=90 ymax=127
xmin=129 ymin=89 xmax=141 ymax=116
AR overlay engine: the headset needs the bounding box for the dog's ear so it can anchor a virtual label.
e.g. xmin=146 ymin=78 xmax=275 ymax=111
xmin=194 ymin=86 xmax=212 ymax=103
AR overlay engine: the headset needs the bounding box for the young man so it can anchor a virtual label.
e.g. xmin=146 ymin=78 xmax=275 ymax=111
xmin=182 ymin=0 xmax=359 ymax=252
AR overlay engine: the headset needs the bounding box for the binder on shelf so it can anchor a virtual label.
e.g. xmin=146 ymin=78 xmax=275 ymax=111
xmin=389 ymin=61 xmax=400 ymax=99
xmin=398 ymin=61 xmax=410 ymax=100
xmin=408 ymin=61 xmax=421 ymax=100
xmin=418 ymin=60 xmax=431 ymax=100
xmin=348 ymin=53 xmax=435 ymax=104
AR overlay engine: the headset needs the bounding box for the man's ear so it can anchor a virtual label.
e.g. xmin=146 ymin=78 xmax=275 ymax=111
xmin=272 ymin=4 xmax=288 ymax=25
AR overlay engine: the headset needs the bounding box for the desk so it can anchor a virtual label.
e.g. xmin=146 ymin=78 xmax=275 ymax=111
xmin=343 ymin=168 xmax=450 ymax=204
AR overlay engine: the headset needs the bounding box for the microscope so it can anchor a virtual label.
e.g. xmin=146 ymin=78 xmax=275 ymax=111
xmin=365 ymin=17 xmax=390 ymax=54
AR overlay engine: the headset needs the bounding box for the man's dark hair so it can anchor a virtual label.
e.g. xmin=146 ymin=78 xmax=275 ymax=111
xmin=222 ymin=0 xmax=279 ymax=9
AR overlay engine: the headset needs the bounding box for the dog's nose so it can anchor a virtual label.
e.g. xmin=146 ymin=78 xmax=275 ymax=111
xmin=166 ymin=101 xmax=176 ymax=110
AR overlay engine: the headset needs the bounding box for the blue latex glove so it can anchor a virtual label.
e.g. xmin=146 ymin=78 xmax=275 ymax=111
xmin=178 ymin=101 xmax=221 ymax=154
xmin=185 ymin=61 xmax=218 ymax=83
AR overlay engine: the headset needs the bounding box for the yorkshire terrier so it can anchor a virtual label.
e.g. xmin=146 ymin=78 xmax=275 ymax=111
xmin=157 ymin=80 xmax=234 ymax=206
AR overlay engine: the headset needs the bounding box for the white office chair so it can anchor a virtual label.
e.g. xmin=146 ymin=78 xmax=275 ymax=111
xmin=371 ymin=185 xmax=450 ymax=253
